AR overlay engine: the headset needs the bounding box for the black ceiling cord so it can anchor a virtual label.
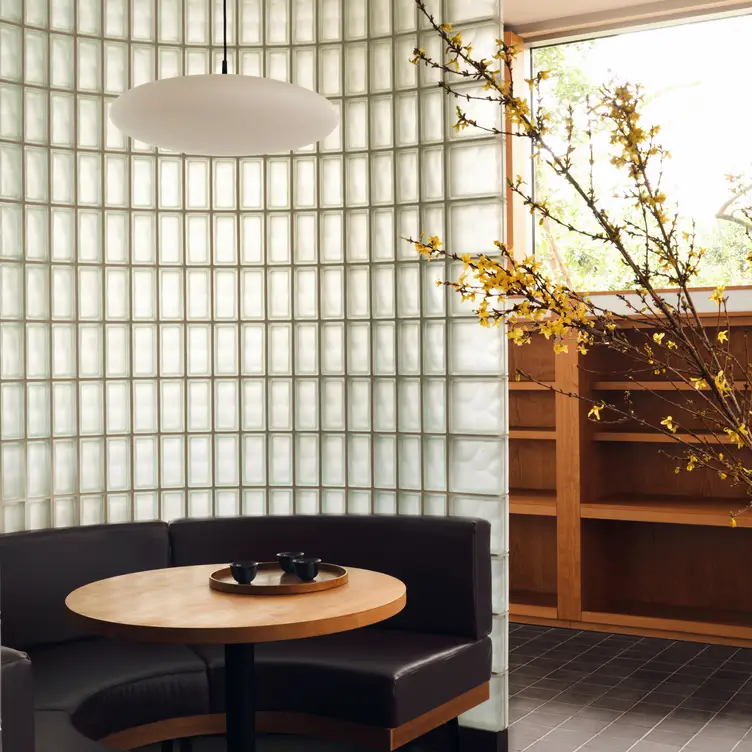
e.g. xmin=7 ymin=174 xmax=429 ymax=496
xmin=222 ymin=0 xmax=228 ymax=73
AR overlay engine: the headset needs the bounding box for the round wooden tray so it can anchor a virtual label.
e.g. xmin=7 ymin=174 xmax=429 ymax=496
xmin=209 ymin=562 xmax=348 ymax=595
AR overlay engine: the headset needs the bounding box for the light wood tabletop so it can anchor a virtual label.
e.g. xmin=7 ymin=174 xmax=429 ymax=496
xmin=66 ymin=564 xmax=406 ymax=644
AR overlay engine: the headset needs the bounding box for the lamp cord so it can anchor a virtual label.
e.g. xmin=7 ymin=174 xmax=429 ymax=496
xmin=222 ymin=0 xmax=228 ymax=74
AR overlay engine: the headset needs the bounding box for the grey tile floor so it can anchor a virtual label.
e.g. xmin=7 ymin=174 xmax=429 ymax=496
xmin=142 ymin=624 xmax=752 ymax=752
xmin=509 ymin=623 xmax=752 ymax=752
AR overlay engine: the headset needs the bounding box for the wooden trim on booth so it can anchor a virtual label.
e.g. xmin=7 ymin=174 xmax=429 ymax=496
xmin=100 ymin=682 xmax=491 ymax=751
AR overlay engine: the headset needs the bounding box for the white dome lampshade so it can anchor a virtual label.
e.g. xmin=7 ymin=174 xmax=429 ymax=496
xmin=109 ymin=74 xmax=339 ymax=157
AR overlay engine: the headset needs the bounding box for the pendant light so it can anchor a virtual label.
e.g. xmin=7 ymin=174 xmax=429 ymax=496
xmin=109 ymin=0 xmax=338 ymax=156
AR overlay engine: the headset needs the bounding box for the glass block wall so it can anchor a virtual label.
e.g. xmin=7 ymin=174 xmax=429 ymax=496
xmin=0 ymin=0 xmax=507 ymax=733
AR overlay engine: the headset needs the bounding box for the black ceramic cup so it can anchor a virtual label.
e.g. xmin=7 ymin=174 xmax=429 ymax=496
xmin=230 ymin=561 xmax=258 ymax=584
xmin=293 ymin=556 xmax=321 ymax=582
xmin=277 ymin=551 xmax=305 ymax=573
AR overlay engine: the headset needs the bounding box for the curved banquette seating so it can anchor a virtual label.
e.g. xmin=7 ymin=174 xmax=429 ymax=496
xmin=0 ymin=515 xmax=492 ymax=752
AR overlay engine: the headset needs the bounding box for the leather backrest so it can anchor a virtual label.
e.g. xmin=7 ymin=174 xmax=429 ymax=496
xmin=1 ymin=646 xmax=34 ymax=752
xmin=0 ymin=522 xmax=169 ymax=649
xmin=169 ymin=515 xmax=492 ymax=640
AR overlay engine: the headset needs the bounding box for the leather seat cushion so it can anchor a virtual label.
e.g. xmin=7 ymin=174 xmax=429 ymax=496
xmin=29 ymin=638 xmax=210 ymax=740
xmin=192 ymin=628 xmax=491 ymax=727
xmin=35 ymin=712 xmax=109 ymax=752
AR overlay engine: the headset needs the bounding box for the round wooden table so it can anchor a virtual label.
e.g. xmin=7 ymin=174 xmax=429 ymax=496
xmin=66 ymin=563 xmax=406 ymax=752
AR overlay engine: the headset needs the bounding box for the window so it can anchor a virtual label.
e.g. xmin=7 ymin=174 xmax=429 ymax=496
xmin=531 ymin=14 xmax=752 ymax=291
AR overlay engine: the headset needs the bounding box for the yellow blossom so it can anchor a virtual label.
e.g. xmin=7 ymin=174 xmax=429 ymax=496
xmin=660 ymin=416 xmax=677 ymax=433
xmin=553 ymin=341 xmax=569 ymax=355
xmin=691 ymin=377 xmax=709 ymax=390
xmin=715 ymin=370 xmax=731 ymax=395
xmin=652 ymin=332 xmax=665 ymax=345
xmin=710 ymin=285 xmax=726 ymax=305
xmin=731 ymin=514 xmax=738 ymax=528
xmin=588 ymin=403 xmax=604 ymax=421
xmin=717 ymin=330 xmax=728 ymax=344
xmin=687 ymin=455 xmax=698 ymax=472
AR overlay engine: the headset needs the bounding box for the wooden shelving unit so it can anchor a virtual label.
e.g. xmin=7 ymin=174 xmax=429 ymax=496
xmin=508 ymin=319 xmax=752 ymax=645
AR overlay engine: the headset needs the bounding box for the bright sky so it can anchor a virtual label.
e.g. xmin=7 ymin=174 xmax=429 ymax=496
xmin=548 ymin=13 xmax=752 ymax=229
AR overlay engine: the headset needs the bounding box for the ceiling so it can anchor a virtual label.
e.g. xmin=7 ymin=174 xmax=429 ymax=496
xmin=505 ymin=0 xmax=654 ymax=26
xmin=504 ymin=0 xmax=752 ymax=40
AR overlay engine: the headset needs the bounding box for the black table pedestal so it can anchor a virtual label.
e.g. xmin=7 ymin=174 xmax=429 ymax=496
xmin=225 ymin=643 xmax=256 ymax=752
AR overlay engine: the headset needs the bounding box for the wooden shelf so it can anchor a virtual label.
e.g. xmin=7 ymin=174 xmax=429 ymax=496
xmin=509 ymin=428 xmax=556 ymax=440
xmin=583 ymin=604 xmax=752 ymax=642
xmin=593 ymin=381 xmax=749 ymax=392
xmin=511 ymin=590 xmax=558 ymax=620
xmin=510 ymin=489 xmax=556 ymax=516
xmin=593 ymin=431 xmax=734 ymax=444
xmin=582 ymin=495 xmax=749 ymax=528
xmin=509 ymin=382 xmax=554 ymax=391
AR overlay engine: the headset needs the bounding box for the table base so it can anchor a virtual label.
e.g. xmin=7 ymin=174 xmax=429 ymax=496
xmin=225 ymin=643 xmax=256 ymax=752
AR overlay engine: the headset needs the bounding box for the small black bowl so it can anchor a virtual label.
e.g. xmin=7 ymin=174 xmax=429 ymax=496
xmin=230 ymin=561 xmax=258 ymax=584
xmin=277 ymin=551 xmax=305 ymax=574
xmin=293 ymin=556 xmax=321 ymax=582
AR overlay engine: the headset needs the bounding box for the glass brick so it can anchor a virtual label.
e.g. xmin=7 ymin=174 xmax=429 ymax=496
xmin=347 ymin=267 xmax=370 ymax=319
xmin=51 ymin=325 xmax=75 ymax=379
xmin=424 ymin=494 xmax=447 ymax=516
xmin=1 ymin=382 xmax=23 ymax=439
xmin=345 ymin=43 xmax=367 ymax=95
xmin=0 ymin=24 xmax=21 ymax=81
xmin=345 ymin=0 xmax=365 ymax=37
xmin=269 ymin=434 xmax=292 ymax=485
xmin=106 ymin=327 xmax=130 ymax=379
xmin=449 ymin=438 xmax=504 ymax=495
xmin=348 ymin=379 xmax=370 ymax=431
xmin=374 ymin=491 xmax=396 ymax=515
xmin=294 ymin=157 xmax=317 ymax=208
xmin=450 ymin=379 xmax=504 ymax=435
xmin=462 ymin=674 xmax=506 ymax=732
xmin=241 ymin=324 xmax=264 ymax=375
xmin=1 ymin=264 xmax=21 ymax=319
xmin=373 ymin=321 xmax=395 ymax=375
xmin=318 ymin=46 xmax=342 ymax=96
xmin=295 ymin=434 xmax=318 ymax=486
xmin=215 ymin=435 xmax=239 ymax=486
xmin=449 ymin=142 xmax=502 ymax=198
xmin=269 ymin=379 xmax=292 ymax=430
xmin=423 ymin=322 xmax=446 ymax=375
xmin=321 ymin=158 xmax=343 ymax=208
xmin=449 ymin=320 xmax=503 ymax=375
xmin=79 ymin=267 xmax=102 ymax=320
xmin=294 ymin=214 xmax=317 ymax=263
xmin=268 ymin=214 xmax=290 ymax=263
xmin=398 ymin=435 xmax=421 ymax=490
xmin=294 ymin=379 xmax=318 ymax=430
xmin=50 ymin=36 xmax=75 ymax=90
xmin=2 ymin=443 xmax=24 ymax=500
xmin=295 ymin=324 xmax=318 ymax=375
xmin=103 ymin=44 xmax=128 ymax=94
xmin=268 ymin=323 xmax=291 ymax=375
xmin=78 ymin=39 xmax=102 ymax=91
xmin=399 ymin=493 xmax=421 ymax=515
xmin=322 ymin=378 xmax=344 ymax=430
xmin=26 ymin=323 xmax=49 ymax=378
xmin=370 ymin=96 xmax=393 ymax=149
xmin=187 ymin=435 xmax=212 ymax=487
xmin=318 ymin=0 xmax=340 ymax=41
xmin=423 ymin=378 xmax=446 ymax=434
xmin=160 ymin=380 xmax=184 ymax=433
xmin=419 ymin=33 xmax=442 ymax=85
xmin=373 ymin=378 xmax=395 ymax=432
xmin=23 ymin=88 xmax=47 ymax=144
xmin=0 ymin=322 xmax=23 ymax=378
xmin=25 ymin=146 xmax=48 ymax=202
xmin=347 ymin=322 xmax=370 ymax=374
xmin=322 ymin=434 xmax=345 ymax=486
xmin=293 ymin=47 xmax=316 ymax=90
xmin=215 ymin=212 xmax=238 ymax=259
xmin=370 ymin=39 xmax=392 ymax=92
xmin=374 ymin=435 xmax=396 ymax=489
xmin=242 ymin=434 xmax=266 ymax=485
xmin=346 ymin=155 xmax=368 ymax=206
xmin=27 ymin=382 xmax=50 ymax=438
xmin=188 ymin=489 xmax=212 ymax=517
xmin=348 ymin=435 xmax=370 ymax=487
xmin=371 ymin=153 xmax=394 ymax=205
xmin=242 ymin=379 xmax=266 ymax=430
xmin=215 ymin=324 xmax=239 ymax=375
xmin=266 ymin=49 xmax=290 ymax=82
xmin=398 ymin=321 xmax=420 ymax=375
xmin=423 ymin=437 xmax=446 ymax=491
xmin=398 ymin=379 xmax=421 ymax=433
xmin=27 ymin=442 xmax=50 ymax=497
